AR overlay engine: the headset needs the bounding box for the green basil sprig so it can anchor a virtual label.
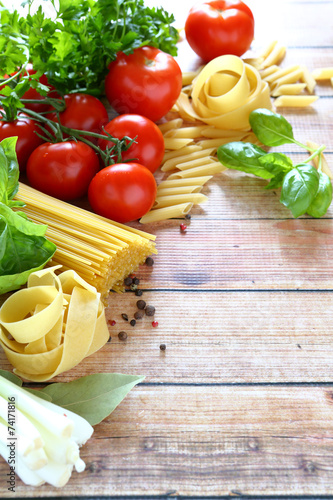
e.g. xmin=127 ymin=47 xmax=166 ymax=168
xmin=217 ymin=109 xmax=332 ymax=218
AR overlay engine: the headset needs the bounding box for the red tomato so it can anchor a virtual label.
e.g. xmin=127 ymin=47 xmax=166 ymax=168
xmin=26 ymin=141 xmax=100 ymax=200
xmin=104 ymin=46 xmax=182 ymax=122
xmin=88 ymin=162 xmax=157 ymax=223
xmin=0 ymin=114 xmax=44 ymax=172
xmin=98 ymin=114 xmax=165 ymax=174
xmin=49 ymin=93 xmax=109 ymax=141
xmin=185 ymin=0 xmax=255 ymax=62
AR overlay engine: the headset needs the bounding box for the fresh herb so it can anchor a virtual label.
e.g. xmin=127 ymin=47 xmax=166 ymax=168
xmin=0 ymin=0 xmax=179 ymax=96
xmin=39 ymin=372 xmax=145 ymax=425
xmin=217 ymin=109 xmax=332 ymax=218
xmin=0 ymin=137 xmax=56 ymax=294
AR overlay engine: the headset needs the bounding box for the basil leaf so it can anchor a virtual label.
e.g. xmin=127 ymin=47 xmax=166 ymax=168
xmin=265 ymin=171 xmax=286 ymax=190
xmin=280 ymin=163 xmax=319 ymax=218
xmin=259 ymin=152 xmax=293 ymax=175
xmin=306 ymin=171 xmax=333 ymax=218
xmin=217 ymin=142 xmax=273 ymax=179
xmin=249 ymin=108 xmax=295 ymax=147
xmin=40 ymin=373 xmax=145 ymax=425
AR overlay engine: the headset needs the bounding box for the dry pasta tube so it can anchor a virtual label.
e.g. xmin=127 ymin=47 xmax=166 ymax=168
xmin=153 ymin=193 xmax=208 ymax=209
xmin=140 ymin=203 xmax=193 ymax=224
xmin=162 ymin=148 xmax=214 ymax=172
xmin=312 ymin=67 xmax=333 ymax=80
xmin=167 ymin=161 xmax=226 ymax=179
xmin=274 ymin=95 xmax=319 ymax=107
xmin=162 ymin=145 xmax=202 ymax=163
xmin=271 ymin=83 xmax=307 ymax=97
xmin=0 ymin=266 xmax=109 ymax=382
xmin=157 ymin=176 xmax=212 ymax=190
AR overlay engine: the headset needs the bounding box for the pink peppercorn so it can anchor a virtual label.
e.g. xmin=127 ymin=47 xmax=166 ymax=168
xmin=152 ymin=321 xmax=159 ymax=327
xmin=180 ymin=223 xmax=187 ymax=232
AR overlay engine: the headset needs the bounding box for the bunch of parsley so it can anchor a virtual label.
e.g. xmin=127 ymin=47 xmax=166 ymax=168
xmin=0 ymin=0 xmax=179 ymax=95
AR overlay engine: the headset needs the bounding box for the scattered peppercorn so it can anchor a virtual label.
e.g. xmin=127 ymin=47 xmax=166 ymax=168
xmin=145 ymin=305 xmax=155 ymax=316
xmin=108 ymin=320 xmax=116 ymax=326
xmin=135 ymin=289 xmax=143 ymax=297
xmin=121 ymin=313 xmax=129 ymax=321
xmin=185 ymin=214 xmax=191 ymax=220
xmin=137 ymin=299 xmax=146 ymax=310
xmin=130 ymin=319 xmax=136 ymax=327
xmin=133 ymin=277 xmax=140 ymax=285
xmin=107 ymin=336 xmax=112 ymax=343
xmin=118 ymin=331 xmax=128 ymax=341
xmin=145 ymin=256 xmax=154 ymax=266
xmin=160 ymin=343 xmax=166 ymax=351
xmin=134 ymin=310 xmax=144 ymax=320
xmin=152 ymin=320 xmax=159 ymax=327
xmin=180 ymin=223 xmax=187 ymax=232
xmin=124 ymin=277 xmax=133 ymax=286
xmin=130 ymin=283 xmax=138 ymax=291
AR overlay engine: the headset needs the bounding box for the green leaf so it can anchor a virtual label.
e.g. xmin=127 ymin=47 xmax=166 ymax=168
xmin=259 ymin=152 xmax=293 ymax=175
xmin=306 ymin=171 xmax=333 ymax=218
xmin=40 ymin=373 xmax=145 ymax=425
xmin=265 ymin=171 xmax=286 ymax=190
xmin=280 ymin=163 xmax=320 ymax=218
xmin=217 ymin=142 xmax=273 ymax=179
xmin=249 ymin=108 xmax=295 ymax=147
xmin=24 ymin=387 xmax=53 ymax=401
xmin=0 ymin=369 xmax=22 ymax=386
xmin=0 ymin=137 xmax=20 ymax=201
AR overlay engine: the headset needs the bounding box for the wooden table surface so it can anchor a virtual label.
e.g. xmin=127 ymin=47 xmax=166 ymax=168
xmin=1 ymin=0 xmax=333 ymax=497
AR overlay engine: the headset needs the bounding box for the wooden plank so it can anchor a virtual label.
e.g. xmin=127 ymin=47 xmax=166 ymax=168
xmin=2 ymin=290 xmax=332 ymax=384
xmin=2 ymin=386 xmax=333 ymax=497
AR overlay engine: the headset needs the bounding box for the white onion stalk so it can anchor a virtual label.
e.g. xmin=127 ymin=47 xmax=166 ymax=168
xmin=0 ymin=375 xmax=94 ymax=488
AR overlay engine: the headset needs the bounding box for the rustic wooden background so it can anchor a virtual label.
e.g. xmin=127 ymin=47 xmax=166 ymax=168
xmin=1 ymin=0 xmax=333 ymax=497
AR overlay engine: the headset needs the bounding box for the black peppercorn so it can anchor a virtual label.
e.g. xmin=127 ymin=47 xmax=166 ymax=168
xmin=134 ymin=310 xmax=144 ymax=320
xmin=121 ymin=313 xmax=129 ymax=321
xmin=145 ymin=305 xmax=155 ymax=316
xmin=130 ymin=319 xmax=136 ymax=327
xmin=136 ymin=299 xmax=146 ymax=310
xmin=145 ymin=256 xmax=154 ymax=266
xmin=133 ymin=277 xmax=140 ymax=285
xmin=118 ymin=331 xmax=127 ymax=341
xmin=124 ymin=277 xmax=133 ymax=286
xmin=160 ymin=343 xmax=166 ymax=351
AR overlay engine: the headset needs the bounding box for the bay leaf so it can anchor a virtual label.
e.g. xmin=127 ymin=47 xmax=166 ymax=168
xmin=40 ymin=373 xmax=145 ymax=425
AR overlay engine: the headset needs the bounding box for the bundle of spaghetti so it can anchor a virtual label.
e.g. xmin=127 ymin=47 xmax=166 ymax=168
xmin=15 ymin=183 xmax=157 ymax=298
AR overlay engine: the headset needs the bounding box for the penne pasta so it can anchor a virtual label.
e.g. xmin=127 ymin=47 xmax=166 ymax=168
xmin=163 ymin=137 xmax=194 ymax=150
xmin=312 ymin=67 xmax=333 ymax=80
xmin=264 ymin=65 xmax=300 ymax=84
xmin=270 ymin=68 xmax=304 ymax=90
xmin=167 ymin=161 xmax=226 ymax=179
xmin=157 ymin=176 xmax=213 ymax=189
xmin=261 ymin=43 xmax=286 ymax=69
xmin=156 ymin=185 xmax=203 ymax=196
xmin=259 ymin=65 xmax=280 ymax=79
xmin=201 ymin=127 xmax=249 ymax=139
xmin=274 ymin=95 xmax=319 ymax=107
xmin=164 ymin=125 xmax=208 ymax=139
xmin=176 ymin=156 xmax=217 ymax=171
xmin=153 ymin=193 xmax=208 ymax=209
xmin=161 ymin=148 xmax=215 ymax=172
xmin=140 ymin=203 xmax=193 ymax=224
xmin=158 ymin=118 xmax=183 ymax=133
xmin=162 ymin=145 xmax=202 ymax=163
xmin=271 ymin=83 xmax=307 ymax=97
xmin=301 ymin=66 xmax=316 ymax=93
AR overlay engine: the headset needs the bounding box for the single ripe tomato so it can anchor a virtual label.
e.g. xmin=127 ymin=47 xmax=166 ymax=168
xmin=88 ymin=162 xmax=157 ymax=223
xmin=185 ymin=0 xmax=255 ymax=62
xmin=104 ymin=46 xmax=182 ymax=122
xmin=98 ymin=114 xmax=165 ymax=174
xmin=49 ymin=93 xmax=109 ymax=142
xmin=26 ymin=141 xmax=100 ymax=200
xmin=0 ymin=114 xmax=44 ymax=172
